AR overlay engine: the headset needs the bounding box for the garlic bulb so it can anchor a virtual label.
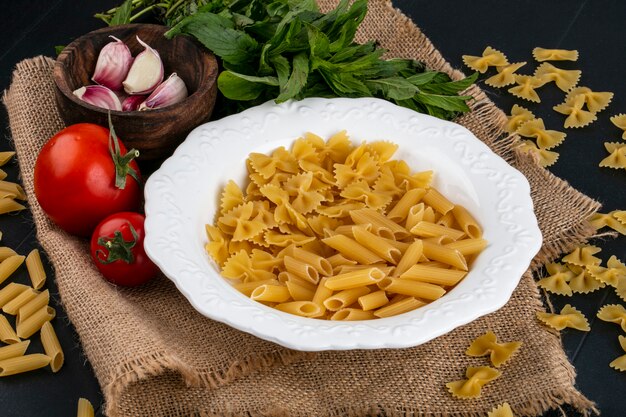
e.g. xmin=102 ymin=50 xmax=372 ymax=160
xmin=122 ymin=36 xmax=164 ymax=95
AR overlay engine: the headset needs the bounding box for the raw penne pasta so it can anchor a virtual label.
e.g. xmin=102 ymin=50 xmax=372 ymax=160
xmin=0 ymin=198 xmax=26 ymax=215
xmin=424 ymin=235 xmax=455 ymax=245
xmin=0 ymin=247 xmax=17 ymax=262
xmin=77 ymin=398 xmax=95 ymax=417
xmin=290 ymin=247 xmax=332 ymax=276
xmin=325 ymin=268 xmax=386 ymax=291
xmin=445 ymin=238 xmax=488 ymax=256
xmin=250 ymin=285 xmax=290 ymax=303
xmin=422 ymin=189 xmax=455 ymax=214
xmin=16 ymin=305 xmax=55 ymax=339
xmin=422 ymin=241 xmax=468 ymax=271
xmin=383 ymin=237 xmax=411 ymax=253
xmin=0 ymin=353 xmax=50 ymax=377
xmin=400 ymin=265 xmax=467 ymax=286
xmin=405 ymin=203 xmax=425 ymax=232
xmin=286 ymin=281 xmax=316 ymax=301
xmin=410 ymin=221 xmax=466 ymax=240
xmin=330 ymin=308 xmax=376 ymax=321
xmin=358 ymin=290 xmax=389 ymax=311
xmin=0 ymin=254 xmax=25 ymax=286
xmin=0 ymin=314 xmax=20 ymax=344
xmin=25 ymin=249 xmax=46 ymax=290
xmin=0 ymin=181 xmax=26 ymax=200
xmin=0 ymin=282 xmax=29 ymax=308
xmin=452 ymin=205 xmax=482 ymax=238
xmin=436 ymin=211 xmax=457 ymax=228
xmin=374 ymin=297 xmax=426 ymax=318
xmin=312 ymin=277 xmax=334 ymax=313
xmin=275 ymin=301 xmax=322 ymax=317
xmin=350 ymin=208 xmax=409 ymax=239
xmin=322 ymin=234 xmax=383 ymax=265
xmin=3 ymin=288 xmax=38 ymax=315
xmin=233 ymin=279 xmax=280 ymax=297
xmin=352 ymin=226 xmax=402 ymax=264
xmin=378 ymin=277 xmax=446 ymax=300
xmin=387 ymin=188 xmax=427 ymax=221
xmin=327 ymin=253 xmax=357 ymax=269
xmin=333 ymin=224 xmax=355 ymax=238
xmin=0 ymin=152 xmax=15 ymax=166
xmin=0 ymin=340 xmax=29 ymax=361
xmin=394 ymin=240 xmax=424 ymax=277
xmin=17 ymin=289 xmax=50 ymax=324
xmin=323 ymin=287 xmax=370 ymax=311
xmin=40 ymin=321 xmax=64 ymax=373
xmin=283 ymin=256 xmax=319 ymax=284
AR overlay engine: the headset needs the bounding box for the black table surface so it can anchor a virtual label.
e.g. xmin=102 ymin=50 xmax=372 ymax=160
xmin=1 ymin=1 xmax=625 ymax=416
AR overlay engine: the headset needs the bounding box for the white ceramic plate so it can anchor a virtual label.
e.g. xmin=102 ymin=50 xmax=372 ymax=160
xmin=144 ymin=97 xmax=542 ymax=351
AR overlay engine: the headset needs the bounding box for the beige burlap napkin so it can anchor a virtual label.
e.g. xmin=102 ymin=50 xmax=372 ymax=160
xmin=4 ymin=0 xmax=600 ymax=415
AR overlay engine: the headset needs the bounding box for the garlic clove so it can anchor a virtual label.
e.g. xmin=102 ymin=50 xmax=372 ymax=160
xmin=122 ymin=36 xmax=164 ymax=95
xmin=122 ymin=94 xmax=147 ymax=111
xmin=73 ymin=85 xmax=122 ymax=111
xmin=139 ymin=73 xmax=188 ymax=110
xmin=92 ymin=36 xmax=133 ymax=91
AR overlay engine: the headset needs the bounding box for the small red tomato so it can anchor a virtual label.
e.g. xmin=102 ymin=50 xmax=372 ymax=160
xmin=34 ymin=122 xmax=142 ymax=237
xmin=90 ymin=212 xmax=158 ymax=287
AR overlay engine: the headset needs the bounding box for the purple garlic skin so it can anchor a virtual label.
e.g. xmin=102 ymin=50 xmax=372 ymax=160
xmin=92 ymin=36 xmax=133 ymax=91
xmin=123 ymin=36 xmax=164 ymax=95
xmin=122 ymin=95 xmax=147 ymax=111
xmin=73 ymin=85 xmax=122 ymax=111
xmin=139 ymin=73 xmax=188 ymax=110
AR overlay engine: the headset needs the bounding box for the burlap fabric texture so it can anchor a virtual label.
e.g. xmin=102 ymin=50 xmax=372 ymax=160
xmin=3 ymin=0 xmax=602 ymax=416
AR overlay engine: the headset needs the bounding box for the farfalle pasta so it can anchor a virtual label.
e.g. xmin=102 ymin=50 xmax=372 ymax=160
xmin=599 ymin=146 xmax=626 ymax=170
xmin=485 ymin=62 xmax=526 ymax=88
xmin=445 ymin=366 xmax=501 ymax=399
xmin=610 ymin=114 xmax=626 ymax=139
xmin=508 ymin=75 xmax=546 ymax=103
xmin=462 ymin=46 xmax=508 ymax=73
xmin=536 ymin=262 xmax=573 ymax=296
xmin=610 ymin=336 xmax=626 ymax=372
xmin=561 ymin=245 xmax=602 ymax=267
xmin=205 ymin=132 xmax=487 ymax=320
xmin=517 ymin=118 xmax=566 ymax=149
xmin=597 ymin=304 xmax=626 ymax=332
xmin=553 ymin=95 xmax=597 ymax=129
xmin=589 ymin=211 xmax=626 ymax=235
xmin=505 ymin=105 xmax=535 ymax=134
xmin=589 ymin=257 xmax=626 ymax=287
xmin=534 ymin=63 xmax=581 ymax=92
xmin=532 ymin=47 xmax=579 ymax=62
xmin=517 ymin=141 xmax=559 ymax=167
xmin=488 ymin=403 xmax=515 ymax=417
xmin=536 ymin=304 xmax=590 ymax=331
xmin=466 ymin=331 xmax=522 ymax=367
xmin=567 ymin=264 xmax=605 ymax=294
xmin=565 ymin=87 xmax=613 ymax=114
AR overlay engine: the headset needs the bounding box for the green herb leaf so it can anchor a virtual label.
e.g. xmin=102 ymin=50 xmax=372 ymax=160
xmin=218 ymin=71 xmax=278 ymax=100
xmin=166 ymin=12 xmax=260 ymax=66
xmin=54 ymin=45 xmax=65 ymax=56
xmin=365 ymin=77 xmax=419 ymax=101
xmin=110 ymin=0 xmax=133 ymax=26
xmin=276 ymin=52 xmax=309 ymax=102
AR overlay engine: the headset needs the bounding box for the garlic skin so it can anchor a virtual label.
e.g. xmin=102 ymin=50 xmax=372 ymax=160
xmin=92 ymin=36 xmax=133 ymax=91
xmin=73 ymin=85 xmax=122 ymax=111
xmin=122 ymin=95 xmax=147 ymax=111
xmin=123 ymin=36 xmax=164 ymax=95
xmin=139 ymin=73 xmax=188 ymax=110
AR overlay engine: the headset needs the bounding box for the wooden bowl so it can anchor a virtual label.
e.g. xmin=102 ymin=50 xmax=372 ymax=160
xmin=54 ymin=24 xmax=218 ymax=160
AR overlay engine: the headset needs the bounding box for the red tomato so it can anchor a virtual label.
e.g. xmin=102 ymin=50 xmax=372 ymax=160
xmin=90 ymin=212 xmax=158 ymax=286
xmin=34 ymin=123 xmax=142 ymax=236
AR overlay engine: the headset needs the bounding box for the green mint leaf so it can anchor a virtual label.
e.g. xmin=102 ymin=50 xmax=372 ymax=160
xmin=276 ymin=52 xmax=309 ymax=102
xmin=271 ymin=54 xmax=291 ymax=89
xmin=414 ymin=93 xmax=473 ymax=113
xmin=365 ymin=77 xmax=419 ymax=101
xmin=110 ymin=0 xmax=133 ymax=26
xmin=54 ymin=45 xmax=65 ymax=55
xmin=218 ymin=71 xmax=278 ymax=100
xmin=166 ymin=12 xmax=259 ymax=66
xmin=420 ymin=72 xmax=479 ymax=95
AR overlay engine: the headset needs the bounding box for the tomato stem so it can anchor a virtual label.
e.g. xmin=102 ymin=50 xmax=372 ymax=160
xmin=107 ymin=112 xmax=142 ymax=190
xmin=96 ymin=221 xmax=139 ymax=264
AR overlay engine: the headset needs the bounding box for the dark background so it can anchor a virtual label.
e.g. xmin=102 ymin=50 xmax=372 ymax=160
xmin=0 ymin=1 xmax=624 ymax=416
